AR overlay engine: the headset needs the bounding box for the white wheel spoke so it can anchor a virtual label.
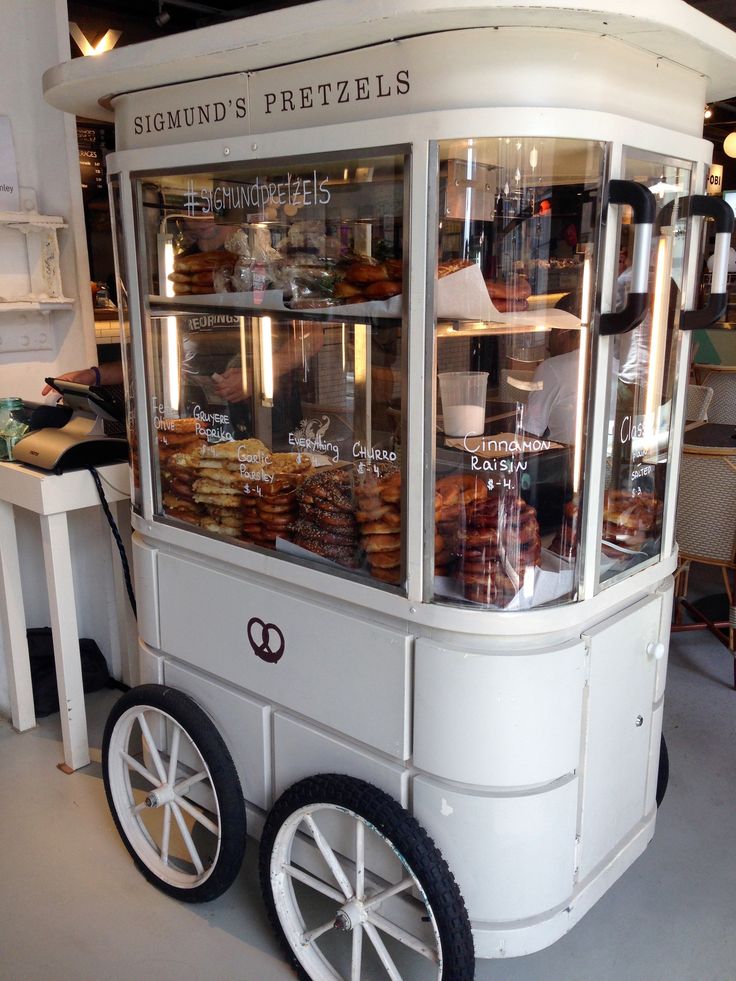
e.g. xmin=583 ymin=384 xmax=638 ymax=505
xmin=301 ymin=918 xmax=336 ymax=944
xmin=175 ymin=793 xmax=219 ymax=836
xmin=368 ymin=910 xmax=438 ymax=962
xmin=355 ymin=820 xmax=365 ymax=901
xmin=282 ymin=864 xmax=345 ymax=903
xmin=351 ymin=923 xmax=363 ymax=981
xmin=363 ymin=877 xmax=414 ymax=912
xmin=364 ymin=921 xmax=404 ymax=981
xmin=173 ymin=770 xmax=208 ymax=797
xmin=121 ymin=751 xmax=159 ymax=786
xmin=268 ymin=797 xmax=455 ymax=979
xmin=304 ymin=814 xmax=354 ymax=899
xmin=170 ymin=800 xmax=204 ymax=875
xmin=167 ymin=725 xmax=181 ymax=785
xmin=131 ymin=799 xmax=149 ymax=815
xmin=161 ymin=803 xmax=172 ymax=866
xmin=137 ymin=712 xmax=168 ymax=783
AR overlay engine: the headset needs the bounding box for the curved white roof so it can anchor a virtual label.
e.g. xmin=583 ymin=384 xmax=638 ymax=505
xmin=44 ymin=0 xmax=736 ymax=121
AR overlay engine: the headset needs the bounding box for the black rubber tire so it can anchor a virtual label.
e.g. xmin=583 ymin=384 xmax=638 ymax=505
xmin=656 ymin=733 xmax=669 ymax=808
xmin=259 ymin=773 xmax=475 ymax=980
xmin=102 ymin=684 xmax=246 ymax=902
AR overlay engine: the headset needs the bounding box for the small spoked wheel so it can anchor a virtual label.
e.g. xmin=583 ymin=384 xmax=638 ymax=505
xmin=102 ymin=684 xmax=246 ymax=902
xmin=259 ymin=774 xmax=474 ymax=980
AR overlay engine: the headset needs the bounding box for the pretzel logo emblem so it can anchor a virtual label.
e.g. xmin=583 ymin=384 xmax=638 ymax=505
xmin=247 ymin=616 xmax=285 ymax=664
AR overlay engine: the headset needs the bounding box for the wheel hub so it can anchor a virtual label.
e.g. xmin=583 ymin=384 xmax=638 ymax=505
xmin=145 ymin=784 xmax=176 ymax=808
xmin=333 ymin=897 xmax=368 ymax=932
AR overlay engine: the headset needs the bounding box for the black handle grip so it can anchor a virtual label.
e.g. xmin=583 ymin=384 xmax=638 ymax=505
xmin=688 ymin=194 xmax=734 ymax=234
xmin=607 ymin=179 xmax=657 ymax=225
xmin=681 ymin=195 xmax=734 ymax=331
xmin=600 ymin=180 xmax=656 ymax=336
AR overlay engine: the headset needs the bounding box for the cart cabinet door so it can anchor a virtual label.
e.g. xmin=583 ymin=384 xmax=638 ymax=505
xmin=577 ymin=594 xmax=662 ymax=880
xmin=413 ymin=637 xmax=585 ymax=787
xmin=157 ymin=553 xmax=411 ymax=759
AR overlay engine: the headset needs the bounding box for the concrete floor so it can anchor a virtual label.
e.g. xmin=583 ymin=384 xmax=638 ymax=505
xmin=1 ymin=590 xmax=735 ymax=981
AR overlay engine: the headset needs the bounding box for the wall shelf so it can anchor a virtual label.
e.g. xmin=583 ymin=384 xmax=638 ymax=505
xmin=0 ymin=189 xmax=74 ymax=350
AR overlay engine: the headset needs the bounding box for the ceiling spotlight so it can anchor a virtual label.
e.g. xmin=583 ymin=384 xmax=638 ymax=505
xmin=155 ymin=2 xmax=170 ymax=26
xmin=704 ymin=105 xmax=713 ymax=119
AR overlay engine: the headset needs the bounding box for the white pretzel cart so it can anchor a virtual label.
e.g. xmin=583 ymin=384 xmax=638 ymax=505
xmin=44 ymin=2 xmax=736 ymax=976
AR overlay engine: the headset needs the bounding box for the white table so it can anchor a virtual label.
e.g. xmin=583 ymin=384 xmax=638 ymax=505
xmin=0 ymin=461 xmax=133 ymax=772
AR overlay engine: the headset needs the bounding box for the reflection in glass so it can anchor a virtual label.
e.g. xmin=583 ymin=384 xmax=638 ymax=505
xmin=600 ymin=154 xmax=691 ymax=586
xmin=431 ymin=136 xmax=605 ymax=610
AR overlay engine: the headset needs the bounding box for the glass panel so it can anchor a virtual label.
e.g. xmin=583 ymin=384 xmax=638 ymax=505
xmin=598 ymin=152 xmax=692 ymax=587
xmin=109 ymin=176 xmax=141 ymax=511
xmin=431 ymin=137 xmax=606 ymax=609
xmin=135 ymin=151 xmax=405 ymax=588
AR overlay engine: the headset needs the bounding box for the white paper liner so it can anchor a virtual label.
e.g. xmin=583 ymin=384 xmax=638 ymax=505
xmin=151 ymin=265 xmax=582 ymax=327
xmin=434 ymin=551 xmax=575 ymax=610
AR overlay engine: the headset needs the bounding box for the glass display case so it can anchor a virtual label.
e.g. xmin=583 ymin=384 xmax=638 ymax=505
xmin=138 ymin=150 xmax=407 ymax=585
xmin=135 ymin=136 xmax=694 ymax=612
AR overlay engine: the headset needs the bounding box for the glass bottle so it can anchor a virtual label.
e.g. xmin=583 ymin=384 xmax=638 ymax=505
xmin=0 ymin=397 xmax=32 ymax=461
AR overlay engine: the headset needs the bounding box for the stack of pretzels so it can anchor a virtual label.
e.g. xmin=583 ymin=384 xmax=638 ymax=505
xmin=434 ymin=474 xmax=488 ymax=576
xmin=602 ymin=489 xmax=662 ymax=552
xmin=485 ymin=275 xmax=532 ymax=313
xmin=158 ymin=419 xmax=206 ymax=526
xmin=455 ymin=495 xmax=541 ymax=606
xmin=169 ymin=250 xmax=236 ymax=295
xmin=292 ymin=468 xmax=361 ymax=567
xmin=354 ymin=466 xmax=402 ymax=584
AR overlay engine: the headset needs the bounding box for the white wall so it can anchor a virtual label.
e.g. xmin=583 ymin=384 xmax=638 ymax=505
xmin=0 ymin=0 xmax=126 ymax=719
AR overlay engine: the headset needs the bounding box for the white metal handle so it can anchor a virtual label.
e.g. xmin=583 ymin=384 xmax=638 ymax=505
xmin=646 ymin=642 xmax=665 ymax=661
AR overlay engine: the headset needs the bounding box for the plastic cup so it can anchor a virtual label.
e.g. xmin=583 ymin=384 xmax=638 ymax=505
xmin=438 ymin=371 xmax=488 ymax=437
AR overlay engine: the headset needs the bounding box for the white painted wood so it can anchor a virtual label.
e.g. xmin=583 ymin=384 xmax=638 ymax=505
xmin=577 ymin=595 xmax=662 ymax=878
xmin=130 ymin=533 xmax=159 ymax=651
xmin=165 ymin=659 xmax=271 ymax=810
xmin=157 ymin=552 xmax=412 ymax=759
xmin=654 ymin=580 xmax=674 ymax=704
xmin=413 ymin=772 xmax=578 ymax=922
xmin=273 ymin=712 xmax=409 ymax=807
xmin=39 ymin=511 xmax=89 ymax=771
xmin=0 ymin=500 xmax=36 ymax=731
xmin=470 ymin=810 xmax=656 ymax=957
xmin=104 ymin=499 xmax=136 ymax=686
xmin=0 ymin=462 xmax=131 ymax=767
xmin=644 ymin=701 xmax=665 ymax=817
xmin=42 ymin=0 xmax=736 ymax=122
xmin=413 ymin=637 xmax=586 ymax=787
xmin=137 ymin=642 xmax=164 ymax=686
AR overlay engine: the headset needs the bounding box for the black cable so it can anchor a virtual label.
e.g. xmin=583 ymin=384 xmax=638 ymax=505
xmin=87 ymin=465 xmax=137 ymax=619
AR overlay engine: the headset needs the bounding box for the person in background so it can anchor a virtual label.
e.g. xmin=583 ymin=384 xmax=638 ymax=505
xmin=41 ymin=362 xmax=124 ymax=396
xmin=554 ymin=223 xmax=578 ymax=258
xmin=522 ymin=328 xmax=581 ymax=445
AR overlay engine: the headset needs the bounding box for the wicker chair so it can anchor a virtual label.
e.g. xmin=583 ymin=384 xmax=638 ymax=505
xmin=674 ymin=444 xmax=736 ymax=685
xmin=693 ymin=366 xmax=736 ymax=425
xmin=685 ymin=383 xmax=714 ymax=423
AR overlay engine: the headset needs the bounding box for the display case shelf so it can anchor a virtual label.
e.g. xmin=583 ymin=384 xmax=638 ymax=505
xmin=147 ymin=292 xmax=401 ymax=320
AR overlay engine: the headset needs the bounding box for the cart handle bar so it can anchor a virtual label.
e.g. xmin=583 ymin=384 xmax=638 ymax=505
xmin=680 ymin=195 xmax=734 ymax=331
xmin=600 ymin=180 xmax=656 ymax=336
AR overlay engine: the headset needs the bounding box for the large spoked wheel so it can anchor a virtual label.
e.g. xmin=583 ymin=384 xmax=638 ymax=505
xmin=259 ymin=774 xmax=475 ymax=980
xmin=102 ymin=684 xmax=246 ymax=902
